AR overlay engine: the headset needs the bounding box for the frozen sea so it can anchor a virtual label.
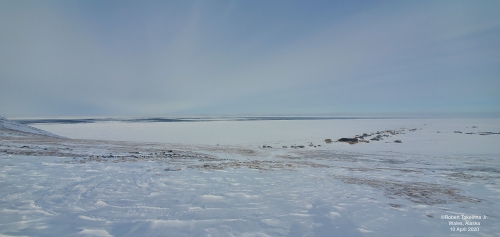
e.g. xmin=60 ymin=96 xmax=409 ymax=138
xmin=31 ymin=117 xmax=500 ymax=155
xmin=1 ymin=117 xmax=499 ymax=236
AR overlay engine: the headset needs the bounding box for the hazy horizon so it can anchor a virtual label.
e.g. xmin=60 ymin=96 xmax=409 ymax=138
xmin=7 ymin=112 xmax=500 ymax=122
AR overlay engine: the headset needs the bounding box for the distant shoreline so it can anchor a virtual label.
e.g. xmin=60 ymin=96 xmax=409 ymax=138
xmin=13 ymin=116 xmax=452 ymax=125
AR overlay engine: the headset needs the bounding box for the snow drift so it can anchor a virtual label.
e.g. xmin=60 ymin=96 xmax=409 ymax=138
xmin=0 ymin=116 xmax=63 ymax=138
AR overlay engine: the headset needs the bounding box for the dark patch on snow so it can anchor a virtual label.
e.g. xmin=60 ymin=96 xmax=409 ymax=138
xmin=333 ymin=176 xmax=481 ymax=205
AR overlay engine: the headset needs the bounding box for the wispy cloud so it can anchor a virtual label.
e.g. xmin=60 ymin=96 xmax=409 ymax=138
xmin=1 ymin=1 xmax=499 ymax=117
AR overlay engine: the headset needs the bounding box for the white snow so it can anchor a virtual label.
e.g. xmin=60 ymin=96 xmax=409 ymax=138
xmin=0 ymin=116 xmax=62 ymax=138
xmin=1 ymin=117 xmax=499 ymax=236
xmin=32 ymin=118 xmax=499 ymax=155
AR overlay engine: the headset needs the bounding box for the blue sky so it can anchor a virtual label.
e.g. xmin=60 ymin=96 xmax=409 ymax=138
xmin=1 ymin=0 xmax=499 ymax=118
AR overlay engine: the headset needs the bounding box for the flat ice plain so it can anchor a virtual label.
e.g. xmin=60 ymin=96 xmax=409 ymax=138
xmin=1 ymin=117 xmax=499 ymax=236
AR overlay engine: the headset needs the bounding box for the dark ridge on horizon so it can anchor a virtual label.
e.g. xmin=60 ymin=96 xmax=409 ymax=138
xmin=14 ymin=116 xmax=413 ymax=125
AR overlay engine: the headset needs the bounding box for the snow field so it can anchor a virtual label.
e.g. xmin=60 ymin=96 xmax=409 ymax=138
xmin=32 ymin=118 xmax=500 ymax=156
xmin=1 ymin=149 xmax=499 ymax=236
xmin=1 ymin=118 xmax=499 ymax=236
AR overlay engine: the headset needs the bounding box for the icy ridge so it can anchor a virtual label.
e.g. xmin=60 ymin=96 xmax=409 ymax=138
xmin=0 ymin=116 xmax=64 ymax=138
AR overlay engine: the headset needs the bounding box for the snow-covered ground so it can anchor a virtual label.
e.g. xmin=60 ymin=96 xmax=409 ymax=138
xmin=0 ymin=116 xmax=62 ymax=138
xmin=1 ymin=117 xmax=499 ymax=236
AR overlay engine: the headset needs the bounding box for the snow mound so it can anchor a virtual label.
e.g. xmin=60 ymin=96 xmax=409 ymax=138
xmin=0 ymin=116 xmax=63 ymax=138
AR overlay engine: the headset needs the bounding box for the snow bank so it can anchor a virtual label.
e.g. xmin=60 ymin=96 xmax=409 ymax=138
xmin=0 ymin=116 xmax=63 ymax=138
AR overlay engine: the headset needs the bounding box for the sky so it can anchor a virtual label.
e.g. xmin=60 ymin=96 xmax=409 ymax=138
xmin=1 ymin=0 xmax=499 ymax=118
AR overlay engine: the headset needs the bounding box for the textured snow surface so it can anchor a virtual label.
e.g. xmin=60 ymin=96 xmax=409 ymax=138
xmin=1 ymin=118 xmax=499 ymax=236
xmin=0 ymin=116 xmax=62 ymax=138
